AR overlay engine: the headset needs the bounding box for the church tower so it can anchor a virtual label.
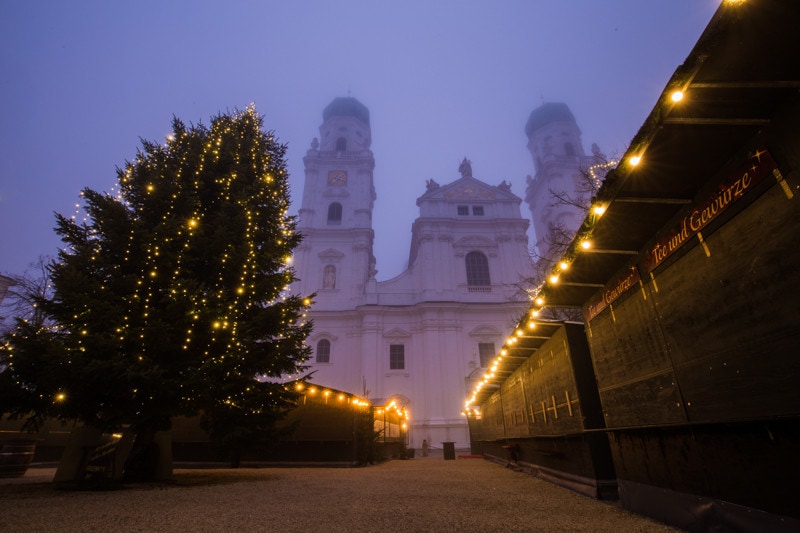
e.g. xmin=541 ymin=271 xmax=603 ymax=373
xmin=523 ymin=103 xmax=600 ymax=259
xmin=293 ymin=97 xmax=377 ymax=310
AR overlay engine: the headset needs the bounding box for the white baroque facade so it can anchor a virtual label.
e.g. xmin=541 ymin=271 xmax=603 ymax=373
xmin=292 ymin=97 xmax=590 ymax=449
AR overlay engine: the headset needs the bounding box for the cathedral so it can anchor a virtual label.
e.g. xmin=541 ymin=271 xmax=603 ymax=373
xmin=292 ymin=97 xmax=598 ymax=449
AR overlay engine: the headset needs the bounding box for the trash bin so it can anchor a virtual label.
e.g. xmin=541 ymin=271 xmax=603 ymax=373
xmin=443 ymin=441 xmax=456 ymax=460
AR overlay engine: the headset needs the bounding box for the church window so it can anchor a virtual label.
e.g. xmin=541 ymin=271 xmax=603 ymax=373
xmin=327 ymin=202 xmax=342 ymax=225
xmin=472 ymin=205 xmax=484 ymax=216
xmin=316 ymin=339 xmax=331 ymax=363
xmin=478 ymin=343 xmax=495 ymax=367
xmin=457 ymin=205 xmax=469 ymax=216
xmin=389 ymin=344 xmax=405 ymax=370
xmin=565 ymin=142 xmax=576 ymax=157
xmin=336 ymin=137 xmax=347 ymax=152
xmin=465 ymin=251 xmax=491 ymax=287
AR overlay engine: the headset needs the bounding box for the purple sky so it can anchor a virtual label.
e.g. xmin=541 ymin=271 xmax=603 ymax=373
xmin=1 ymin=1 xmax=720 ymax=279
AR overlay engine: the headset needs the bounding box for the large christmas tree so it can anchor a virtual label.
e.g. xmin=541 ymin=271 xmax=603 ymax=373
xmin=0 ymin=106 xmax=311 ymax=476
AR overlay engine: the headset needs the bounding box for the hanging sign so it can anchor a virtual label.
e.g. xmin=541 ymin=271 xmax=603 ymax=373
xmin=644 ymin=147 xmax=778 ymax=272
xmin=584 ymin=265 xmax=641 ymax=321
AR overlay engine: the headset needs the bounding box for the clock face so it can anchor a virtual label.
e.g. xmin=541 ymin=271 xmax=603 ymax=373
xmin=327 ymin=170 xmax=348 ymax=186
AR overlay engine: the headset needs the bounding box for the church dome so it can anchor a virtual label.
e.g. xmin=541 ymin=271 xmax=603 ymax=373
xmin=525 ymin=102 xmax=576 ymax=139
xmin=323 ymin=97 xmax=370 ymax=127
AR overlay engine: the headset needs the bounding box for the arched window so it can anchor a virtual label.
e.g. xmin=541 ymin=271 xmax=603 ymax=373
xmin=327 ymin=202 xmax=342 ymax=225
xmin=465 ymin=251 xmax=491 ymax=287
xmin=336 ymin=137 xmax=347 ymax=152
xmin=316 ymin=339 xmax=331 ymax=363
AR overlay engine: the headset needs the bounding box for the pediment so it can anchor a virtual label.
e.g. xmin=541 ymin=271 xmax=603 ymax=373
xmin=454 ymin=235 xmax=496 ymax=249
xmin=468 ymin=325 xmax=503 ymax=338
xmin=419 ymin=176 xmax=519 ymax=202
xmin=383 ymin=327 xmax=411 ymax=338
xmin=318 ymin=248 xmax=345 ymax=260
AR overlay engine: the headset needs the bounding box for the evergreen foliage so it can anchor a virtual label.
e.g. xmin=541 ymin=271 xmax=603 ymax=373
xmin=0 ymin=107 xmax=312 ymax=472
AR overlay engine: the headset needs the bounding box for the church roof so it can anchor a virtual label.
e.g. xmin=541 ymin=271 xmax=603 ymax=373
xmin=525 ymin=102 xmax=576 ymax=139
xmin=323 ymin=97 xmax=370 ymax=126
xmin=417 ymin=175 xmax=520 ymax=204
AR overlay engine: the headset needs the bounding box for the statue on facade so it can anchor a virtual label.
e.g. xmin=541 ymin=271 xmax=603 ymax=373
xmin=498 ymin=180 xmax=511 ymax=192
xmin=458 ymin=157 xmax=472 ymax=178
xmin=425 ymin=178 xmax=439 ymax=191
xmin=323 ymin=265 xmax=336 ymax=289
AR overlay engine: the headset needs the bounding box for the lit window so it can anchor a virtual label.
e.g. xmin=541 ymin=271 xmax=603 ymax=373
xmin=472 ymin=206 xmax=484 ymax=216
xmin=457 ymin=205 xmax=469 ymax=216
xmin=389 ymin=344 xmax=405 ymax=370
xmin=478 ymin=343 xmax=495 ymax=367
xmin=466 ymin=251 xmax=491 ymax=287
xmin=327 ymin=202 xmax=342 ymax=225
xmin=316 ymin=339 xmax=331 ymax=363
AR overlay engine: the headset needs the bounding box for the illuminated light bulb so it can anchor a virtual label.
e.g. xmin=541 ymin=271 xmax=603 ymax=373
xmin=528 ymin=321 xmax=536 ymax=330
xmin=55 ymin=393 xmax=66 ymax=402
xmin=500 ymin=349 xmax=507 ymax=356
xmin=592 ymin=205 xmax=606 ymax=216
xmin=535 ymin=296 xmax=544 ymax=306
xmin=516 ymin=329 xmax=524 ymax=337
xmin=629 ymin=155 xmax=642 ymax=166
xmin=670 ymin=90 xmax=684 ymax=102
xmin=580 ymin=240 xmax=592 ymax=250
xmin=559 ymin=261 xmax=569 ymax=270
xmin=295 ymin=383 xmax=304 ymax=391
xmin=549 ymin=274 xmax=559 ymax=284
xmin=530 ymin=309 xmax=540 ymax=317
xmin=236 ymin=287 xmax=245 ymax=295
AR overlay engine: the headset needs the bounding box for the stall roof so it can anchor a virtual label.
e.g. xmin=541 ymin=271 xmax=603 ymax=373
xmin=469 ymin=0 xmax=800 ymax=408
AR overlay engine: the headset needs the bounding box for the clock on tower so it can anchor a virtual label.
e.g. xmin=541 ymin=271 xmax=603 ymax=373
xmin=327 ymin=170 xmax=348 ymax=186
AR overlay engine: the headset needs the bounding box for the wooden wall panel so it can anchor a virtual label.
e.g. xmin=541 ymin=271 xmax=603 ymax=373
xmin=481 ymin=392 xmax=505 ymax=442
xmin=587 ymin=283 xmax=686 ymax=428
xmin=500 ymin=375 xmax=529 ymax=438
xmin=587 ymin=289 xmax=672 ymax=394
xmin=520 ymin=327 xmax=586 ymax=436
xmin=478 ymin=325 xmax=602 ymax=439
xmin=653 ymin=182 xmax=800 ymax=422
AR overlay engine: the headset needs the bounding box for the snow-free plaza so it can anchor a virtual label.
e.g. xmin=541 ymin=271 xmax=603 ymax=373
xmin=2 ymin=2 xmax=800 ymax=532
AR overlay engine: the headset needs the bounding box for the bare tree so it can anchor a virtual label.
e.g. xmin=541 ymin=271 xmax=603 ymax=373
xmin=525 ymin=154 xmax=618 ymax=322
xmin=0 ymin=256 xmax=53 ymax=332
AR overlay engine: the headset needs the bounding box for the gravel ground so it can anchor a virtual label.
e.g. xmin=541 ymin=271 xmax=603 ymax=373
xmin=0 ymin=457 xmax=678 ymax=532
